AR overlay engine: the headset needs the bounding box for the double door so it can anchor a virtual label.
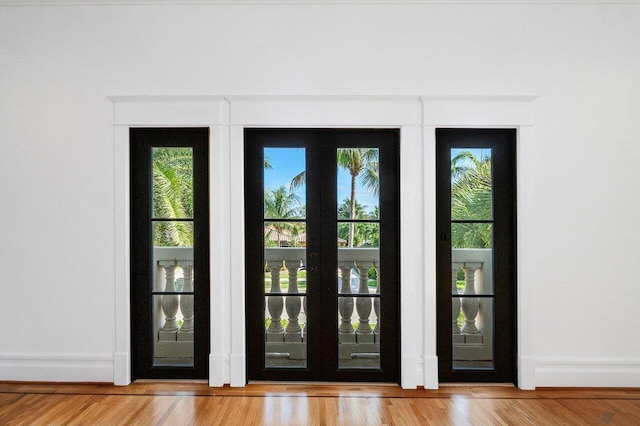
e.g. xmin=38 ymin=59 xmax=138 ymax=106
xmin=244 ymin=129 xmax=400 ymax=382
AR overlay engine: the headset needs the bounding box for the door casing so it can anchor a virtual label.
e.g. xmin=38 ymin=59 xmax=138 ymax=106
xmin=112 ymin=96 xmax=534 ymax=389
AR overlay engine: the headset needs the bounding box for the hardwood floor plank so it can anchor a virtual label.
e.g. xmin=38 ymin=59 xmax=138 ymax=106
xmin=1 ymin=382 xmax=639 ymax=425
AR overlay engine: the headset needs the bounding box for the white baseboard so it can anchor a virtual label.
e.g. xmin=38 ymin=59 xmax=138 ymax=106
xmin=535 ymin=357 xmax=640 ymax=387
xmin=229 ymin=353 xmax=245 ymax=387
xmin=518 ymin=355 xmax=535 ymax=390
xmin=0 ymin=353 xmax=113 ymax=383
xmin=209 ymin=353 xmax=225 ymax=387
xmin=401 ymin=355 xmax=419 ymax=389
xmin=113 ymin=352 xmax=130 ymax=386
xmin=422 ymin=355 xmax=439 ymax=389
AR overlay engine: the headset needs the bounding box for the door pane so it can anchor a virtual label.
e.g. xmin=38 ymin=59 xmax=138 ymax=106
xmin=450 ymin=147 xmax=495 ymax=371
xmin=152 ymin=147 xmax=194 ymax=219
xmin=336 ymin=148 xmax=381 ymax=369
xmin=151 ymin=148 xmax=195 ymax=368
xmin=131 ymin=128 xmax=209 ymax=380
xmin=263 ymin=148 xmax=307 ymax=368
xmin=451 ymin=148 xmax=492 ymax=221
xmin=453 ymin=297 xmax=494 ymax=370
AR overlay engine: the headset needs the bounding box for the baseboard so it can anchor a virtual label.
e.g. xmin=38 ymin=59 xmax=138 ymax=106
xmin=229 ymin=353 xmax=245 ymax=387
xmin=401 ymin=355 xmax=419 ymax=389
xmin=422 ymin=355 xmax=439 ymax=389
xmin=209 ymin=353 xmax=225 ymax=387
xmin=0 ymin=353 xmax=113 ymax=382
xmin=113 ymin=351 xmax=130 ymax=386
xmin=517 ymin=355 xmax=535 ymax=390
xmin=535 ymin=357 xmax=640 ymax=387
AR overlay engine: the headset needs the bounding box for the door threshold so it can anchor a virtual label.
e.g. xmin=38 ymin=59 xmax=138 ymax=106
xmin=439 ymin=382 xmax=515 ymax=387
xmin=248 ymin=381 xmax=398 ymax=386
xmin=133 ymin=379 xmax=209 ymax=384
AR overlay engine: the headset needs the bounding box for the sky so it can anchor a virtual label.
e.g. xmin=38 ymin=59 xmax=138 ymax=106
xmin=264 ymin=147 xmax=491 ymax=214
xmin=264 ymin=147 xmax=379 ymax=215
xmin=451 ymin=148 xmax=492 ymax=164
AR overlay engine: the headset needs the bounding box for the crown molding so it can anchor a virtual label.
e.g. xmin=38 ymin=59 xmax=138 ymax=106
xmin=2 ymin=0 xmax=639 ymax=7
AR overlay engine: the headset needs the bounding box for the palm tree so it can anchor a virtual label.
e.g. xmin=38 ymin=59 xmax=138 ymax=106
xmin=152 ymin=148 xmax=194 ymax=247
xmin=451 ymin=150 xmax=492 ymax=248
xmin=337 ymin=198 xmax=381 ymax=247
xmin=337 ymin=148 xmax=379 ymax=247
xmin=264 ymin=186 xmax=303 ymax=247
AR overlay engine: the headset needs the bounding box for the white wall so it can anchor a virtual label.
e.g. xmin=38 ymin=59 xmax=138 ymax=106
xmin=1 ymin=1 xmax=639 ymax=387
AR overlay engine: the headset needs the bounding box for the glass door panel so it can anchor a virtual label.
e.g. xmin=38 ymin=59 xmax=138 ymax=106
xmin=437 ymin=129 xmax=516 ymax=383
xmin=130 ymin=128 xmax=209 ymax=380
xmin=336 ymin=148 xmax=381 ymax=369
xmin=263 ymin=148 xmax=307 ymax=369
xmin=245 ymin=129 xmax=399 ymax=383
xmin=450 ymin=148 xmax=494 ymax=369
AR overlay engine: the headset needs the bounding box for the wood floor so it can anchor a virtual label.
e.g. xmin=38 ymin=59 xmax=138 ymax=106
xmin=1 ymin=382 xmax=639 ymax=425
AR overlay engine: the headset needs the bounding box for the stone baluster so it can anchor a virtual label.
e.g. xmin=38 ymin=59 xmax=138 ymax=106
xmin=178 ymin=261 xmax=194 ymax=334
xmin=355 ymin=262 xmax=374 ymax=341
xmin=460 ymin=264 xmax=480 ymax=335
xmin=158 ymin=261 xmax=179 ymax=334
xmin=266 ymin=260 xmax=284 ymax=338
xmin=284 ymin=259 xmax=302 ymax=341
xmin=338 ymin=264 xmax=355 ymax=338
xmin=373 ymin=262 xmax=380 ymax=335
xmin=452 ymin=264 xmax=462 ymax=336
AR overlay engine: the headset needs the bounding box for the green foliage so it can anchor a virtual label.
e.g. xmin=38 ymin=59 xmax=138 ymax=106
xmin=451 ymin=151 xmax=493 ymax=248
xmin=337 ymin=148 xmax=379 ymax=247
xmin=337 ymin=198 xmax=379 ymax=247
xmin=152 ymin=148 xmax=194 ymax=247
xmin=264 ymin=186 xmax=304 ymax=247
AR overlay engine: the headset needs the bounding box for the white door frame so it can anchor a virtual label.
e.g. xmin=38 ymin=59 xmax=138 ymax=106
xmin=112 ymin=95 xmax=536 ymax=389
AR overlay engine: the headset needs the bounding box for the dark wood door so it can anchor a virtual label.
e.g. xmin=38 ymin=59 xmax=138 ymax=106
xmin=245 ymin=129 xmax=400 ymax=382
xmin=130 ymin=128 xmax=210 ymax=380
xmin=436 ymin=128 xmax=517 ymax=383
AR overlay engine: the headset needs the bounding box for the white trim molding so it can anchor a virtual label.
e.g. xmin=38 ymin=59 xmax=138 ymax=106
xmin=0 ymin=353 xmax=113 ymax=383
xmin=111 ymin=94 xmax=537 ymax=389
xmin=3 ymin=0 xmax=639 ymax=6
xmin=420 ymin=95 xmax=537 ymax=390
xmin=535 ymin=358 xmax=640 ymax=387
xmin=112 ymin=96 xmax=228 ymax=386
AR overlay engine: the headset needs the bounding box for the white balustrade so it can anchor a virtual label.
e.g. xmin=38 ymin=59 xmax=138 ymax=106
xmin=151 ymin=246 xmax=493 ymax=365
xmin=263 ymin=247 xmax=381 ymax=362
xmin=158 ymin=262 xmax=180 ymax=334
xmin=460 ymin=264 xmax=481 ymax=335
xmin=451 ymin=248 xmax=493 ymax=363
xmin=338 ymin=264 xmax=355 ymax=337
xmin=178 ymin=261 xmax=194 ymax=340
xmin=284 ymin=259 xmax=302 ymax=341
xmin=154 ymin=247 xmax=195 ymax=360
xmin=452 ymin=263 xmax=463 ymax=344
xmin=354 ymin=261 xmax=374 ymax=341
xmin=264 ymin=248 xmax=306 ymax=359
xmin=372 ymin=262 xmax=380 ymax=337
xmin=266 ymin=260 xmax=285 ymax=337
